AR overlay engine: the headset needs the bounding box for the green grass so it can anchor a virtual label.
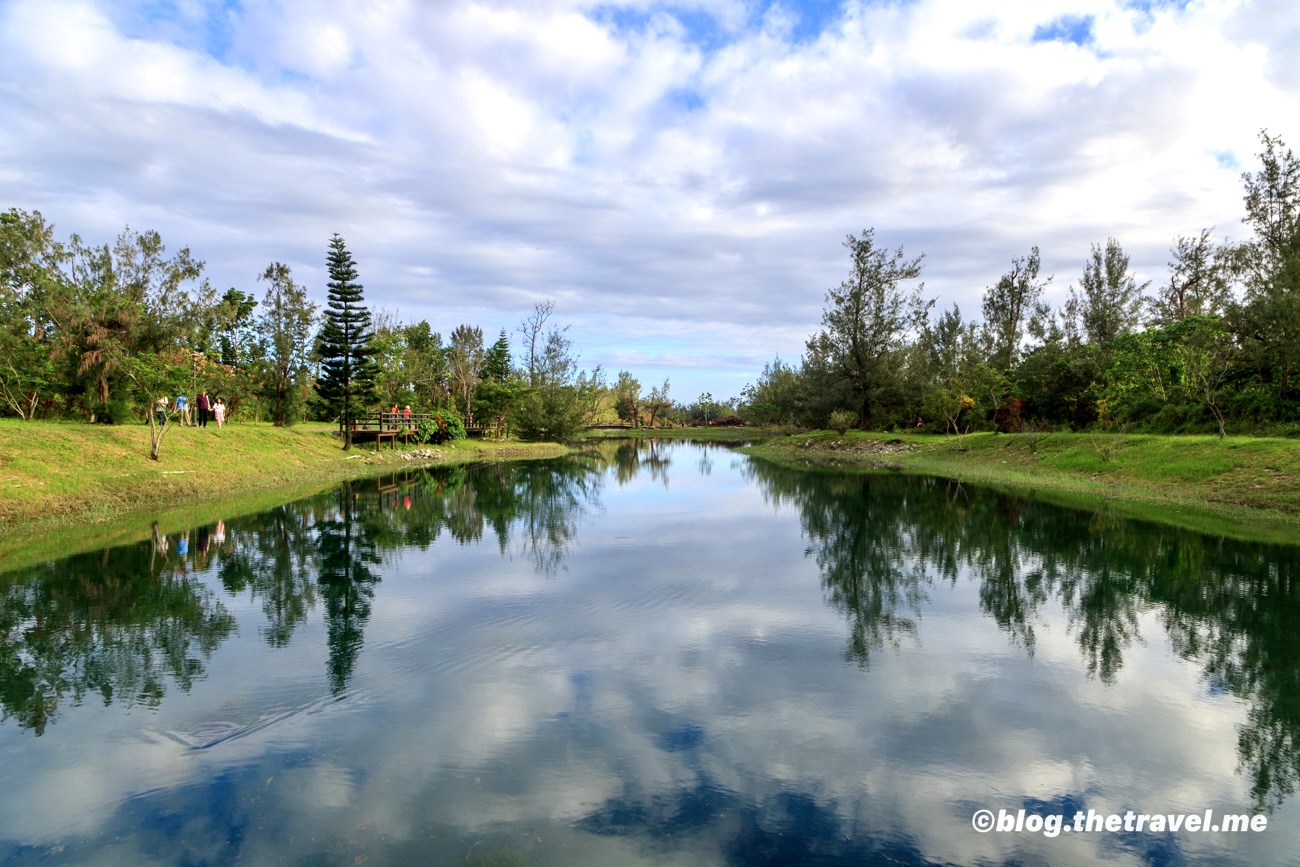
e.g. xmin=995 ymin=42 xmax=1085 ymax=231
xmin=0 ymin=419 xmax=566 ymax=566
xmin=746 ymin=429 xmax=1300 ymax=544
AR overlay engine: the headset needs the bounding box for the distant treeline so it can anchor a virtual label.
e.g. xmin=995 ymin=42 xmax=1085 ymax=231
xmin=5 ymin=130 xmax=1296 ymax=439
xmin=0 ymin=217 xmax=660 ymax=441
xmin=741 ymin=130 xmax=1300 ymax=437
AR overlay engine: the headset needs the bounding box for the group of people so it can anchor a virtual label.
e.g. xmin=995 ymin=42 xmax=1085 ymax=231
xmin=155 ymin=391 xmax=227 ymax=427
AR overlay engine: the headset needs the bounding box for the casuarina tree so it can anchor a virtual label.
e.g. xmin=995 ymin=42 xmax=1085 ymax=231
xmin=315 ymin=234 xmax=379 ymax=449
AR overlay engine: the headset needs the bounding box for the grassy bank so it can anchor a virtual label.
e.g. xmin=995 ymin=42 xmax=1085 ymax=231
xmin=746 ymin=429 xmax=1300 ymax=544
xmin=0 ymin=420 xmax=566 ymax=568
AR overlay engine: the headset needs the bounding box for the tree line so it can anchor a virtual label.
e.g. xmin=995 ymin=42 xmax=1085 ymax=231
xmin=7 ymin=130 xmax=1295 ymax=442
xmin=741 ymin=131 xmax=1300 ymax=437
xmin=0 ymin=220 xmax=651 ymax=446
xmin=0 ymin=205 xmax=744 ymax=444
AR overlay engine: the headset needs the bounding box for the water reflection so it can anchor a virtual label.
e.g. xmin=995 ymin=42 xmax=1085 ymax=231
xmin=0 ymin=540 xmax=234 ymax=735
xmin=4 ymin=443 xmax=1300 ymax=865
xmin=744 ymin=458 xmax=1300 ymax=813
xmin=1 ymin=456 xmax=603 ymax=729
xmin=604 ymin=438 xmax=673 ymax=488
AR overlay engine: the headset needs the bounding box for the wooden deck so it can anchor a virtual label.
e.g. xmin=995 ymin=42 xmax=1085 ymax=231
xmin=343 ymin=412 xmax=491 ymax=449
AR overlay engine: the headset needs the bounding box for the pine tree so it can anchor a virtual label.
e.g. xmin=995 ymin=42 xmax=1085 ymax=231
xmin=482 ymin=328 xmax=512 ymax=382
xmin=315 ymin=235 xmax=379 ymax=449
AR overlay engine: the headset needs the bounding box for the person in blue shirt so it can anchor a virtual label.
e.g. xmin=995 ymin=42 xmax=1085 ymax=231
xmin=176 ymin=393 xmax=190 ymax=426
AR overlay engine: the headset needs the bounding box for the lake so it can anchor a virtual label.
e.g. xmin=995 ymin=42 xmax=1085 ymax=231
xmin=2 ymin=439 xmax=1298 ymax=866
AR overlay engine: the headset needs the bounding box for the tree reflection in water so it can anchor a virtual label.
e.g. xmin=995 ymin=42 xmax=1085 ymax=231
xmin=744 ymin=458 xmax=1300 ymax=812
xmin=8 ymin=450 xmax=1300 ymax=815
xmin=0 ymin=536 xmax=235 ymax=735
xmin=0 ymin=455 xmax=604 ymax=730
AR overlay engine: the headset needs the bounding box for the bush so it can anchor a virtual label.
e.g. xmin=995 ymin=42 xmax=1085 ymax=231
xmin=93 ymin=396 xmax=132 ymax=425
xmin=994 ymin=398 xmax=1026 ymax=433
xmin=415 ymin=412 xmax=467 ymax=444
xmin=828 ymin=409 xmax=856 ymax=434
xmin=512 ymin=388 xmax=589 ymax=443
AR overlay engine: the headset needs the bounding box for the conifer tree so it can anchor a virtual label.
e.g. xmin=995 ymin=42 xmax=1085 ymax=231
xmin=315 ymin=234 xmax=379 ymax=449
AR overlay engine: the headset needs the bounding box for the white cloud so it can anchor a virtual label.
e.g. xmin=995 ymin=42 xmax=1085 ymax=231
xmin=2 ymin=0 xmax=1299 ymax=396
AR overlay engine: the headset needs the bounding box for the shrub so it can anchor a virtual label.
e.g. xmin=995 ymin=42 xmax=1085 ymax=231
xmin=994 ymin=398 xmax=1026 ymax=433
xmin=93 ymin=396 xmax=132 ymax=425
xmin=415 ymin=412 xmax=467 ymax=444
xmin=828 ymin=409 xmax=856 ymax=434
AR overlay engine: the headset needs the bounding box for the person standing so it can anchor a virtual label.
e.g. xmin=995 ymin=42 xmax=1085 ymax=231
xmin=176 ymin=393 xmax=190 ymax=426
xmin=196 ymin=391 xmax=210 ymax=427
xmin=155 ymin=396 xmax=168 ymax=427
xmin=214 ymin=398 xmax=226 ymax=428
xmin=403 ymin=405 xmax=412 ymax=428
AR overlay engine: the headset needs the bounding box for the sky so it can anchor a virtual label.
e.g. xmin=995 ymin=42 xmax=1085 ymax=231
xmin=3 ymin=0 xmax=1300 ymax=402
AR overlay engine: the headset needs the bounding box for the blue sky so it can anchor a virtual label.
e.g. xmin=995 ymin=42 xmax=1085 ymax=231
xmin=3 ymin=0 xmax=1299 ymax=401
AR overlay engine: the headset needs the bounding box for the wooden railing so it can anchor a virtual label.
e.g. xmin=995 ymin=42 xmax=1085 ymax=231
xmin=344 ymin=412 xmax=491 ymax=438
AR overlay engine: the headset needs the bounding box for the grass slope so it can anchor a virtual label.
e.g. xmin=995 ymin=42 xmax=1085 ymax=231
xmin=747 ymin=429 xmax=1300 ymax=544
xmin=0 ymin=420 xmax=566 ymax=568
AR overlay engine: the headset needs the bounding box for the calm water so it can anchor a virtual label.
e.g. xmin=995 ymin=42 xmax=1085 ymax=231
xmin=2 ymin=440 xmax=1300 ymax=866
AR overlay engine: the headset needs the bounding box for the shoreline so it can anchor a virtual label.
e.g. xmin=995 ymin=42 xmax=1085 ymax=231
xmin=743 ymin=429 xmax=1300 ymax=545
xmin=0 ymin=420 xmax=567 ymax=571
xmin=6 ymin=422 xmax=1300 ymax=570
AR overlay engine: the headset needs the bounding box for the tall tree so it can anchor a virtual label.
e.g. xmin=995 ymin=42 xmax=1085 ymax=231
xmin=403 ymin=320 xmax=449 ymax=408
xmin=255 ymin=262 xmax=317 ymax=426
xmin=1150 ymin=229 xmax=1231 ymax=326
xmin=475 ymin=329 xmax=524 ymax=437
xmin=613 ymin=370 xmax=642 ymax=426
xmin=482 ymin=328 xmax=512 ymax=383
xmin=512 ymin=314 xmax=594 ymax=442
xmin=0 ymin=209 xmax=63 ymax=419
xmin=644 ymin=377 xmax=672 ymax=428
xmin=448 ymin=324 xmax=485 ymax=422
xmin=43 ymin=226 xmax=203 ymax=420
xmin=805 ymin=229 xmax=930 ymax=427
xmin=982 ymin=247 xmax=1049 ymax=372
xmin=517 ymin=299 xmax=557 ymax=387
xmin=1232 ymin=131 xmax=1300 ymax=405
xmin=215 ymin=287 xmax=259 ymax=368
xmin=314 ymin=235 xmax=379 ymax=449
xmin=1066 ymin=238 xmax=1149 ymax=348
xmin=369 ymin=308 xmax=410 ymax=410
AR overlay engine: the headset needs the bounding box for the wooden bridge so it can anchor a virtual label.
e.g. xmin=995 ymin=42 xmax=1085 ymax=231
xmin=343 ymin=412 xmax=491 ymax=450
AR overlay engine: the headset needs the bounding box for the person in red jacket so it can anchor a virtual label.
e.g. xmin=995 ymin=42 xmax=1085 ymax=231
xmin=196 ymin=391 xmax=210 ymax=427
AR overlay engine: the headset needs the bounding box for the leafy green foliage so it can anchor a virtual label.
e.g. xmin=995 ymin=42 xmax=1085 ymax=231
xmin=828 ymin=409 xmax=855 ymax=434
xmin=511 ymin=314 xmax=600 ymax=443
xmin=803 ymin=229 xmax=931 ymax=428
xmin=415 ymin=412 xmax=467 ymax=444
xmin=255 ymin=262 xmax=316 ymax=426
xmin=982 ymin=247 xmax=1049 ymax=372
xmin=1067 ymin=237 xmax=1149 ymax=348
